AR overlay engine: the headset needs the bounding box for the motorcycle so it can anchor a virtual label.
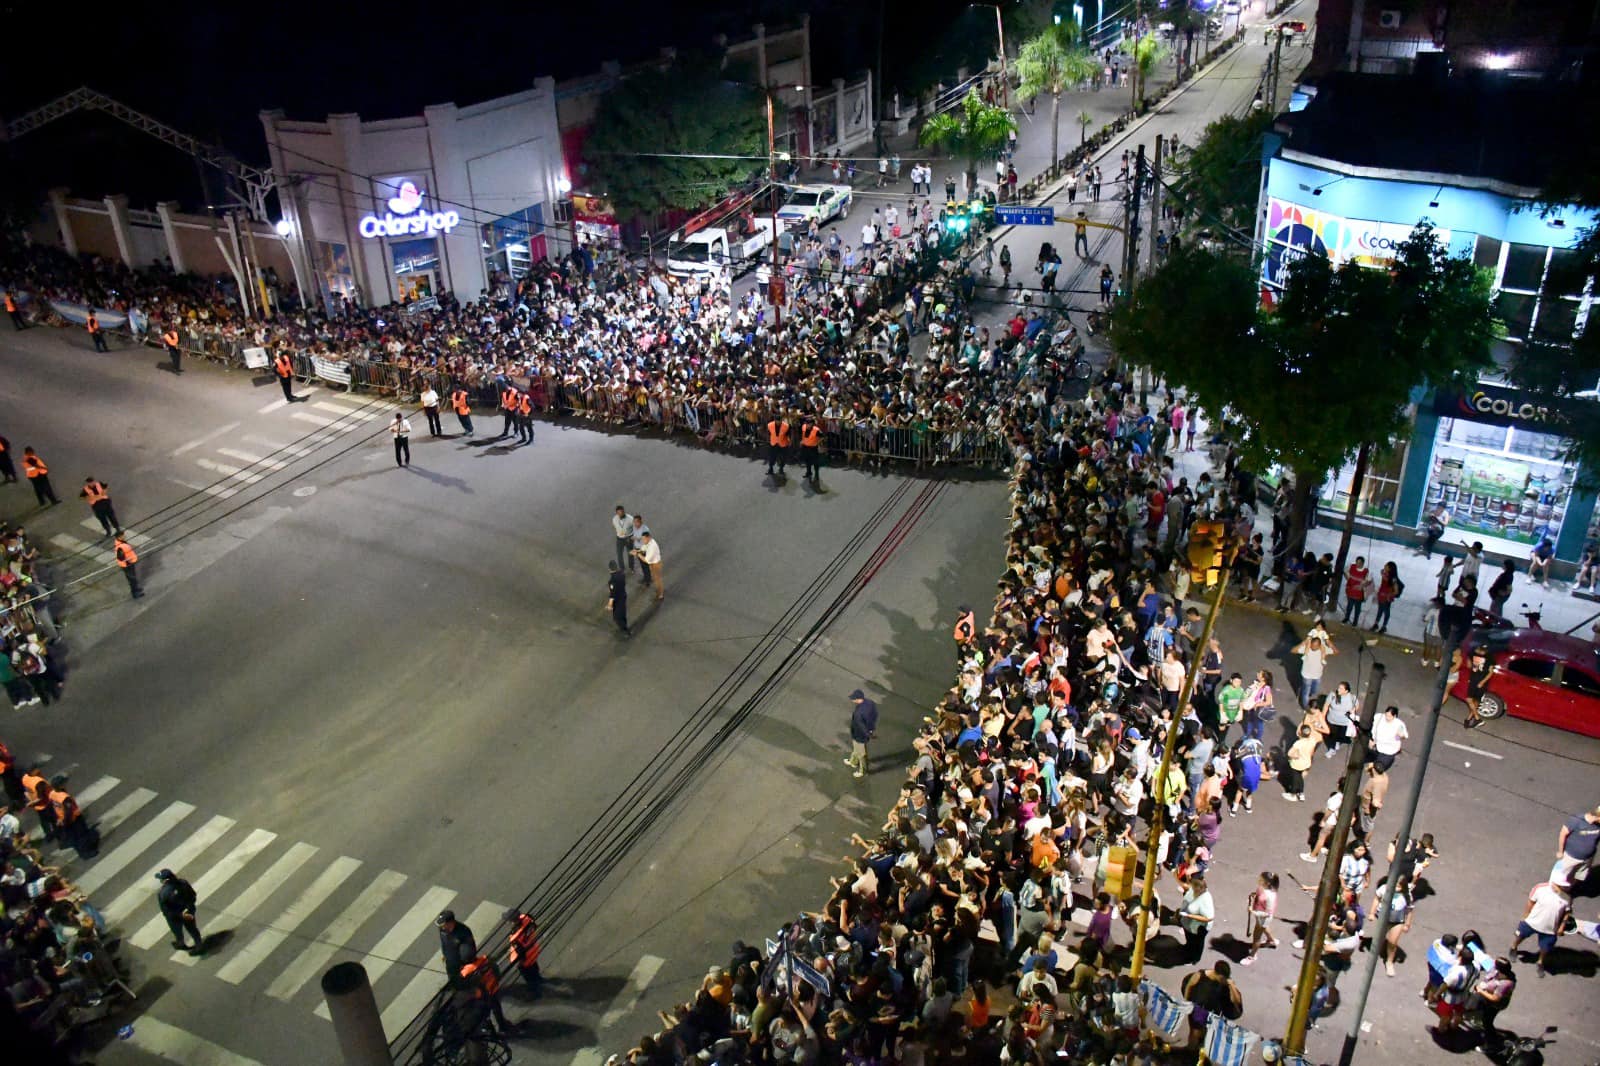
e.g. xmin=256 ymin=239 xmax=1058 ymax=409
xmin=1480 ymin=1025 xmax=1557 ymax=1066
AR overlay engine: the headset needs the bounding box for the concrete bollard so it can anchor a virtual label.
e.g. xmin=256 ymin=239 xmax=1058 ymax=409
xmin=321 ymin=961 xmax=394 ymax=1066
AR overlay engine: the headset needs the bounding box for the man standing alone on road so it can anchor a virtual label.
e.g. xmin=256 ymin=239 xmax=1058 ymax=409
xmin=155 ymin=869 xmax=204 ymax=955
xmin=22 ymin=448 xmax=58 ymax=506
xmin=274 ymin=351 xmax=298 ymax=402
xmin=451 ymin=387 xmax=474 ymax=436
xmin=80 ymin=477 xmax=121 ymax=537
xmin=607 ymin=561 xmax=631 ymax=637
xmin=163 ymin=325 xmax=182 ymax=374
xmin=612 ymin=506 xmax=635 ymax=573
xmin=846 ymin=689 xmax=878 ymax=778
xmin=114 ymin=534 xmax=143 ymax=599
xmin=390 ymin=412 xmax=412 ymax=467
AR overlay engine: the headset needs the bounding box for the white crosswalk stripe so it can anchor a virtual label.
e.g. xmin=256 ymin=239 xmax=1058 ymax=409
xmin=195 ymin=458 xmax=267 ymax=485
xmin=172 ymin=840 xmax=316 ymax=967
xmin=92 ymin=786 xmax=157 ymax=836
xmin=49 ymin=532 xmax=99 ymax=556
xmin=217 ymin=448 xmax=292 ymax=470
xmin=75 ymin=520 xmax=153 ymax=546
xmin=242 ymin=434 xmax=319 ymax=458
xmin=122 ymin=1015 xmax=270 ymax=1066
xmin=101 ymin=813 xmax=236 ymax=925
xmin=259 ymin=386 xmax=318 ymax=413
xmin=265 ymin=869 xmax=407 ymax=1002
xmin=217 ymin=856 xmax=361 ymax=985
xmin=75 ymin=801 xmax=195 ymax=894
xmin=313 ymin=400 xmax=381 ymax=421
xmin=312 ymin=884 xmax=456 ymax=1020
xmin=290 ymin=411 xmax=366 ymax=430
xmin=130 ymin=828 xmax=276 ymax=949
xmin=74 ymin=775 xmax=120 ymax=807
xmin=377 ymin=899 xmax=505 ymax=1035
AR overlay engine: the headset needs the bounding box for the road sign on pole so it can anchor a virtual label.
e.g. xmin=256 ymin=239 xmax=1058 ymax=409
xmin=994 ymin=205 xmax=1056 ymax=226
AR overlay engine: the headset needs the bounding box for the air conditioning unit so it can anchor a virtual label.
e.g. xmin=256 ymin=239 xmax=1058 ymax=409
xmin=1378 ymin=10 xmax=1403 ymax=29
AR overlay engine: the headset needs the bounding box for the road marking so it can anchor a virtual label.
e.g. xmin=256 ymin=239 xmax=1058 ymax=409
xmin=600 ymin=954 xmax=666 ymax=1029
xmin=1442 ymin=739 xmax=1503 ymax=760
xmin=101 ymin=813 xmax=236 ymax=924
xmin=265 ymin=868 xmax=407 ymax=1002
xmin=93 ymin=786 xmax=157 ymax=836
xmin=218 ymin=855 xmax=361 ymax=985
xmin=74 ymin=775 xmax=120 ymax=807
xmin=195 ymin=458 xmax=266 ymax=484
xmin=172 ymin=421 xmax=242 ymax=457
xmin=289 ymin=411 xmax=371 ymax=430
xmin=243 ymin=434 xmax=320 ymax=457
xmin=75 ymin=801 xmax=195 ymax=894
xmin=312 ymin=884 xmax=456 ymax=1019
xmin=130 ymin=827 xmax=276 ymax=949
xmin=259 ymin=386 xmax=318 ymax=414
xmin=169 ymin=478 xmax=240 ymax=498
xmin=122 ymin=1015 xmax=271 ymax=1066
xmin=77 ymin=519 xmax=153 ymax=546
xmin=313 ymin=400 xmax=379 ymax=421
xmin=217 ymin=448 xmax=292 ymax=470
xmin=50 ymin=532 xmax=99 ymax=556
xmin=173 ymin=840 xmax=316 ymax=967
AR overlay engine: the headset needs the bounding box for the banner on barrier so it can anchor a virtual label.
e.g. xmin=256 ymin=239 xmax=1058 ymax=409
xmin=241 ymin=347 xmax=270 ymax=370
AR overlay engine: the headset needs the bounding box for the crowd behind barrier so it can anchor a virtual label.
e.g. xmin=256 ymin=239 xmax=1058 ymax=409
xmin=0 ymin=524 xmax=67 ymax=711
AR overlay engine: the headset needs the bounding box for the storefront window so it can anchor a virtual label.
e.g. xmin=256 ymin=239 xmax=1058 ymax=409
xmin=390 ymin=237 xmax=439 ymax=303
xmin=481 ymin=204 xmax=547 ymax=284
xmin=1423 ymin=415 xmax=1575 ymax=553
xmin=319 ymin=241 xmax=355 ymax=302
xmin=1319 ymin=443 xmax=1408 ymax=522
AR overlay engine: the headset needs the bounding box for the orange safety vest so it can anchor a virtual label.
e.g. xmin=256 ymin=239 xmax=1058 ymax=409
xmin=452 ymin=390 xmax=471 ymax=416
xmin=275 ymin=353 xmax=294 ymax=378
xmin=115 ymin=541 xmax=138 ymax=568
xmin=0 ymin=741 xmax=13 ymax=775
xmin=163 ymin=330 xmax=180 ymax=348
xmin=518 ymin=394 xmax=532 ymax=416
xmin=800 ymin=423 xmax=822 ymax=448
xmin=49 ymin=789 xmax=79 ymax=827
xmin=86 ymin=315 xmax=101 ymax=334
xmin=507 ymin=915 xmax=542 ymax=968
xmin=23 ymin=454 xmax=47 ymax=478
xmin=460 ymin=956 xmax=500 ymax=998
xmin=767 ymin=420 xmax=791 ymax=447
xmin=953 ymin=611 xmax=976 ymax=644
xmin=502 ymin=388 xmax=519 ymax=411
xmin=83 ymin=480 xmax=109 ymax=505
xmin=21 ymin=770 xmax=48 ymax=808
xmin=4 ymin=294 xmax=15 ymax=313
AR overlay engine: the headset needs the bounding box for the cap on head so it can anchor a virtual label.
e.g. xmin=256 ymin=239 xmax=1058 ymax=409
xmin=155 ymin=869 xmax=175 ymax=882
xmin=849 ymin=689 xmax=865 ymax=700
xmin=436 ymin=909 xmax=456 ymax=926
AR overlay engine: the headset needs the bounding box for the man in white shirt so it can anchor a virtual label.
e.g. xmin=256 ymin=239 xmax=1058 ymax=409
xmin=390 ymin=412 xmax=411 ymax=468
xmin=632 ymin=531 xmax=664 ymax=602
xmin=1368 ymin=705 xmax=1409 ymax=773
xmin=419 ymin=385 xmax=442 ymax=437
xmin=612 ymin=505 xmax=635 ymax=574
xmin=1511 ymin=880 xmax=1571 ymax=975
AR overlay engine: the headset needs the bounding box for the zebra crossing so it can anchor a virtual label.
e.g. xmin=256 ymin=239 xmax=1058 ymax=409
xmin=42 ymin=764 xmax=507 ymax=1031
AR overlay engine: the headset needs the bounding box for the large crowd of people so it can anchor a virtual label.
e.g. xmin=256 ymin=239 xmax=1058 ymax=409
xmin=1 ymin=524 xmax=66 ymax=710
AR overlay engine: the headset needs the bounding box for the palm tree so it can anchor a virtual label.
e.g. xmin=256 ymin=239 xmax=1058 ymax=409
xmin=1014 ymin=25 xmax=1101 ymax=169
xmin=1077 ymin=109 xmax=1094 ymax=148
xmin=918 ymin=89 xmax=1017 ymax=198
xmin=1121 ymin=32 xmax=1170 ymax=112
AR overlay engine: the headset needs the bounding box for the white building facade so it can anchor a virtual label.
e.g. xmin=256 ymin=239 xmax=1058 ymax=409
xmin=260 ymin=80 xmax=565 ymax=310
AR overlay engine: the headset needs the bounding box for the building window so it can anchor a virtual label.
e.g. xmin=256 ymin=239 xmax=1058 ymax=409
xmin=1473 ymin=235 xmax=1502 ymax=271
xmin=1502 ymin=243 xmax=1547 ymax=290
xmin=481 ymin=204 xmax=548 ymax=287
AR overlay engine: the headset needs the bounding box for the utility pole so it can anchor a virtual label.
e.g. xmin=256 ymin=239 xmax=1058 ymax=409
xmin=1266 ymin=27 xmax=1286 ymax=111
xmin=1337 ymin=657 xmax=1451 ymax=1066
xmin=1148 ymin=134 xmax=1163 ymax=273
xmin=1123 ymin=143 xmax=1145 ymax=301
xmin=766 ymin=91 xmax=783 ymax=330
xmin=1285 ymin=663 xmax=1387 ymax=1055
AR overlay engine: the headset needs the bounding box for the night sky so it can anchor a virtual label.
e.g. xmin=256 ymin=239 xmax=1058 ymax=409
xmin=0 ymin=0 xmax=996 ymax=214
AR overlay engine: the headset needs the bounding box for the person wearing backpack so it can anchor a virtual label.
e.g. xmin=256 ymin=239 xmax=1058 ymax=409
xmin=1371 ymin=562 xmax=1403 ymax=634
xmin=156 ymin=869 xmax=205 ymax=955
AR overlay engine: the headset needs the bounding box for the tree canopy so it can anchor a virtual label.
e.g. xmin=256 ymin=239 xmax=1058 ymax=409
xmin=1171 ymin=109 xmax=1273 ymax=244
xmin=585 ymin=65 xmax=764 ymax=223
xmin=918 ymin=90 xmax=1016 ymax=194
xmin=1015 ymin=24 xmax=1101 ymax=168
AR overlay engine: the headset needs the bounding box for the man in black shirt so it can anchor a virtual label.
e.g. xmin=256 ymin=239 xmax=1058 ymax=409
xmin=156 ymin=869 xmax=204 ymax=955
xmin=607 ymin=561 xmax=631 ymax=637
xmin=437 ymin=909 xmax=477 ymax=986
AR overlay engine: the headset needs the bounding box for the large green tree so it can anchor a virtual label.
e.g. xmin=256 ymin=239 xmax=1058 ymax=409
xmin=918 ymin=89 xmax=1017 ymax=198
xmin=585 ymin=65 xmax=763 ymax=223
xmin=1014 ymin=24 xmax=1101 ymax=169
xmin=1171 ymin=109 xmax=1273 ymax=243
xmin=1121 ymin=33 xmax=1170 ymax=112
xmin=1111 ymin=226 xmax=1499 ymax=554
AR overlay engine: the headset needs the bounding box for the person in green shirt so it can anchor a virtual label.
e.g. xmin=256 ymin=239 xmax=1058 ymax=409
xmin=1216 ymin=673 xmax=1245 ymax=745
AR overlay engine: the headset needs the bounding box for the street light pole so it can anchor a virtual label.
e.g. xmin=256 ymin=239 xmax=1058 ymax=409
xmin=766 ymin=91 xmax=782 ymax=330
xmin=972 ymin=4 xmax=1010 ymax=110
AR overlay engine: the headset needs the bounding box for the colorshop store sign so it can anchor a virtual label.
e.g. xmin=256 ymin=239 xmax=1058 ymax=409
xmin=1433 ymin=383 xmax=1560 ymax=429
xmin=359 ymin=180 xmax=460 ymax=239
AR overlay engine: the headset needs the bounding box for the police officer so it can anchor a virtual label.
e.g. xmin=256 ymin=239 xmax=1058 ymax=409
xmin=22 ymin=765 xmax=54 ymax=841
xmin=504 ymin=908 xmax=544 ymax=997
xmin=765 ymin=413 xmax=791 ymax=476
xmin=799 ymin=416 xmax=824 ymax=482
xmin=80 ymin=477 xmax=121 ymax=537
xmin=4 ymin=292 xmax=24 ymax=330
xmin=437 ymin=909 xmax=477 ymax=986
xmin=21 ymin=447 xmax=58 ymax=506
xmin=115 ymin=534 xmax=144 ymax=599
xmin=607 ymin=561 xmax=631 ymax=637
xmin=452 ymin=387 xmax=474 ymax=436
xmin=459 ymin=953 xmax=515 ymax=1035
xmin=274 ymin=350 xmax=298 ymax=402
xmin=500 ymin=384 xmax=520 ymax=439
xmin=517 ymin=390 xmax=534 ymax=445
xmin=163 ymin=326 xmax=183 ymax=374
xmin=155 ymin=869 xmax=204 ymax=955
xmin=86 ymin=311 xmax=108 ymax=352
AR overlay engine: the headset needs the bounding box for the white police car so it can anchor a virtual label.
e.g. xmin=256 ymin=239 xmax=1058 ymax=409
xmin=775 ymin=184 xmax=853 ymax=229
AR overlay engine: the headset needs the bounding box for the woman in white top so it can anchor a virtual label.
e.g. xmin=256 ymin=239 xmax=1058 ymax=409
xmin=1292 ymin=634 xmax=1337 ymax=708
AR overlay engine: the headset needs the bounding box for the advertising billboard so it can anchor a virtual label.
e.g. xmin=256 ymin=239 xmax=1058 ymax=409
xmin=1260 ymin=196 xmax=1450 ymax=297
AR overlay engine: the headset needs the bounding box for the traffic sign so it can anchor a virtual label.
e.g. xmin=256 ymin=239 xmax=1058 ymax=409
xmin=995 ymin=205 xmax=1056 ymax=226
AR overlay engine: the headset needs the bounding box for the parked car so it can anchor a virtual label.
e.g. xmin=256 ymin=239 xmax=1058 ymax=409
xmin=1278 ymin=19 xmax=1309 ymax=36
xmin=1450 ymin=628 xmax=1600 ymax=738
xmin=774 ymin=184 xmax=852 ymax=229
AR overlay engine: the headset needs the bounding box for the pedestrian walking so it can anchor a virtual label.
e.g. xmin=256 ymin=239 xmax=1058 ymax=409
xmin=1371 ymin=562 xmax=1402 ymax=632
xmin=163 ymin=326 xmax=182 ymax=374
xmin=845 ymin=689 xmax=878 ymax=778
xmin=389 ymin=412 xmax=412 ymax=467
xmin=274 ymin=351 xmax=299 ymax=402
xmin=1488 ymin=559 xmax=1515 ymax=619
xmin=504 ymin=908 xmax=545 ymax=997
xmin=0 ymin=434 xmax=16 ymax=483
xmin=155 ymin=869 xmax=205 ymax=955
xmin=607 ymin=561 xmax=631 ymax=637
xmin=86 ymin=311 xmax=108 ymax=351
xmin=631 ymin=530 xmax=663 ymax=602
xmin=22 ymin=448 xmax=58 ymax=506
xmin=1074 ymin=211 xmax=1090 ymax=257
xmin=1551 ymin=805 xmax=1599 ymax=888
xmin=1509 ymin=879 xmax=1571 ymax=976
xmin=1323 ymin=681 xmax=1357 ymax=757
xmin=1241 ymin=872 xmax=1280 ymax=964
xmin=1368 ymin=705 xmax=1408 ymax=772
xmin=114 ymin=534 xmax=144 ymax=599
xmin=612 ymin=505 xmax=635 ymax=573
xmin=419 ymin=384 xmax=443 ymax=436
xmin=48 ymin=782 xmax=96 ymax=858
xmin=436 ymin=909 xmax=477 ymax=986
xmin=451 ymin=387 xmax=474 ymax=436
xmin=78 ymin=477 xmax=121 ymax=536
xmin=4 ymin=292 xmax=23 ymax=329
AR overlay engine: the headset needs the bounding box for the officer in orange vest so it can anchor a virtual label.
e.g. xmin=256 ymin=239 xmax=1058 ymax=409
xmin=86 ymin=311 xmax=108 ymax=352
xmin=459 ymin=955 xmax=515 ymax=1035
xmin=4 ymin=291 xmax=23 ymax=330
xmin=163 ymin=326 xmax=182 ymax=374
xmin=765 ymin=414 xmax=791 ymax=477
xmin=516 ymin=391 xmax=534 ymax=445
xmin=21 ymin=447 xmax=59 ymax=506
xmin=953 ymin=605 xmax=976 ymax=657
xmin=504 ymin=908 xmax=544 ymax=997
xmin=0 ymin=434 xmax=16 ymax=483
xmin=115 ymin=534 xmax=144 ymax=599
xmin=80 ymin=477 xmax=121 ymax=536
xmin=799 ymin=417 xmax=824 ymax=482
xmin=451 ymin=388 xmax=474 ymax=436
xmin=499 ymin=385 xmax=520 ymax=439
xmin=21 ymin=765 xmax=54 ymax=841
xmin=274 ymin=351 xmax=299 ymax=402
xmin=48 ymin=783 xmax=94 ymax=857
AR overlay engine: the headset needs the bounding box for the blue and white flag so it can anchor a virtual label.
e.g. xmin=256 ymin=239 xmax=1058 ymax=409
xmin=1204 ymin=1015 xmax=1260 ymax=1066
xmin=1139 ymin=979 xmax=1187 ymax=1041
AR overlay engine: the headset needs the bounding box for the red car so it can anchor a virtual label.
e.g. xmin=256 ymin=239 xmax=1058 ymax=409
xmin=1450 ymin=629 xmax=1600 ymax=738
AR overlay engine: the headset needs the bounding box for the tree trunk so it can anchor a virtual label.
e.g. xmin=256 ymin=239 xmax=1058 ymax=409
xmin=1286 ymin=470 xmax=1317 ymax=574
xmin=1050 ymin=89 xmax=1061 ymax=170
xmin=1329 ymin=441 xmax=1373 ymax=616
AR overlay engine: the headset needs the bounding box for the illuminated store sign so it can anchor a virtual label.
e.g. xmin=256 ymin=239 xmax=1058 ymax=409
xmin=358 ymin=180 xmax=460 ymax=239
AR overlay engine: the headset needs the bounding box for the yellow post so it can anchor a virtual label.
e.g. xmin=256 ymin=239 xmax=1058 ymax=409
xmin=1127 ymin=529 xmax=1231 ymax=980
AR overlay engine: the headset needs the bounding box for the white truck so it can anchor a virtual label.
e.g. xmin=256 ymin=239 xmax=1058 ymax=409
xmin=666 ymin=218 xmax=778 ymax=279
